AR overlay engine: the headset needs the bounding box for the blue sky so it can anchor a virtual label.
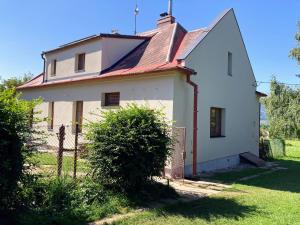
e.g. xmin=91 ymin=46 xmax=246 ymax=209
xmin=0 ymin=0 xmax=299 ymax=93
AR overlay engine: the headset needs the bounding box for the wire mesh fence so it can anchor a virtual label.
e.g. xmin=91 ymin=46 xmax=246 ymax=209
xmin=33 ymin=123 xmax=87 ymax=178
xmin=35 ymin=124 xmax=85 ymax=153
xmin=33 ymin=123 xmax=187 ymax=180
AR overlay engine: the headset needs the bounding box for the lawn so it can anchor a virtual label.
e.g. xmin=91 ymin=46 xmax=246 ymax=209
xmin=115 ymin=140 xmax=300 ymax=225
xmin=31 ymin=152 xmax=90 ymax=174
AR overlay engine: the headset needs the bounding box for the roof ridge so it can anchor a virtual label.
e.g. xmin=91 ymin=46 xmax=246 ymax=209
xmin=166 ymin=23 xmax=178 ymax=62
xmin=188 ymin=28 xmax=209 ymax=33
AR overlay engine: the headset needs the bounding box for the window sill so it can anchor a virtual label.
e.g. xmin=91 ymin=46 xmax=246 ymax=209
xmin=210 ymin=136 xmax=226 ymax=139
xmin=101 ymin=105 xmax=120 ymax=109
xmin=75 ymin=69 xmax=85 ymax=73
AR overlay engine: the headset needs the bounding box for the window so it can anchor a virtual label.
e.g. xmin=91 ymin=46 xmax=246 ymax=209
xmin=51 ymin=59 xmax=57 ymax=76
xmin=210 ymin=107 xmax=225 ymax=138
xmin=227 ymin=52 xmax=232 ymax=76
xmin=73 ymin=101 xmax=83 ymax=133
xmin=75 ymin=53 xmax=85 ymax=72
xmin=103 ymin=92 xmax=120 ymax=107
xmin=48 ymin=102 xmax=54 ymax=130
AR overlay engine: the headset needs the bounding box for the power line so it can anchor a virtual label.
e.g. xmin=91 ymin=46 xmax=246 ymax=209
xmin=256 ymin=81 xmax=300 ymax=86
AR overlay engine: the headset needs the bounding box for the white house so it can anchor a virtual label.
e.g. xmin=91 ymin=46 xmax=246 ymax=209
xmin=18 ymin=8 xmax=266 ymax=177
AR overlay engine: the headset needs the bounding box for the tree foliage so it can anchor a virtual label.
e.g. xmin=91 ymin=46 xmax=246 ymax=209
xmin=0 ymin=73 xmax=32 ymax=92
xmin=290 ymin=22 xmax=300 ymax=65
xmin=86 ymin=104 xmax=173 ymax=192
xmin=0 ymin=89 xmax=40 ymax=212
xmin=262 ymin=77 xmax=300 ymax=139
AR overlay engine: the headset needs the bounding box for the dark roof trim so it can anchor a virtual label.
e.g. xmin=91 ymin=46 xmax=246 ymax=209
xmin=256 ymin=91 xmax=267 ymax=97
xmin=42 ymin=33 xmax=149 ymax=55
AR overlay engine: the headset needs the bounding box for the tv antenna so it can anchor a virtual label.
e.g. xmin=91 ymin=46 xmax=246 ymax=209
xmin=134 ymin=2 xmax=139 ymax=34
xmin=168 ymin=0 xmax=173 ymax=16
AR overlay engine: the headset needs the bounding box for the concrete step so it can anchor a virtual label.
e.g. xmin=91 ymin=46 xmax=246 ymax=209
xmin=239 ymin=152 xmax=266 ymax=167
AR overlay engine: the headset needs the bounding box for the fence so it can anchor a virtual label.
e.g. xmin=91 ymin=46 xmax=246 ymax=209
xmin=35 ymin=124 xmax=187 ymax=180
xmin=35 ymin=124 xmax=84 ymax=179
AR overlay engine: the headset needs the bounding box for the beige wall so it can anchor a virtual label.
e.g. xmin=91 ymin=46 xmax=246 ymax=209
xmin=21 ymin=73 xmax=177 ymax=137
xmin=45 ymin=38 xmax=143 ymax=82
xmin=181 ymin=10 xmax=259 ymax=171
xmin=45 ymin=40 xmax=102 ymax=81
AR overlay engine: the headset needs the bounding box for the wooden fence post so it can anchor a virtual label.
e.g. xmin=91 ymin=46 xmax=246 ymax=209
xmin=57 ymin=125 xmax=65 ymax=177
xmin=73 ymin=123 xmax=79 ymax=179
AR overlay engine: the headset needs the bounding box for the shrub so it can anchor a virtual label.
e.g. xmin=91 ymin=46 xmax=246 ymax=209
xmin=87 ymin=104 xmax=173 ymax=192
xmin=16 ymin=177 xmax=131 ymax=225
xmin=0 ymin=89 xmax=41 ymax=212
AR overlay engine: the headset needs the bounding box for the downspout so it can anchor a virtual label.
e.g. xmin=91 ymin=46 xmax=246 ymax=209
xmin=186 ymin=73 xmax=198 ymax=177
xmin=41 ymin=52 xmax=46 ymax=83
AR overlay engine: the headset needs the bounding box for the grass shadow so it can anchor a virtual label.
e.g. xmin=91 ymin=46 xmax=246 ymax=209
xmin=153 ymin=197 xmax=257 ymax=221
xmin=237 ymin=158 xmax=300 ymax=193
xmin=206 ymin=157 xmax=300 ymax=193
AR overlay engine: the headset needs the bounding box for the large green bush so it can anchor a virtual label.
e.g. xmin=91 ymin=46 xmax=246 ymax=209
xmin=87 ymin=104 xmax=173 ymax=192
xmin=0 ymin=89 xmax=40 ymax=212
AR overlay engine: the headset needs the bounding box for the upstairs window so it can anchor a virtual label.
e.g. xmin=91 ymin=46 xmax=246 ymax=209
xmin=227 ymin=52 xmax=233 ymax=76
xmin=210 ymin=107 xmax=225 ymax=138
xmin=103 ymin=92 xmax=120 ymax=107
xmin=76 ymin=53 xmax=85 ymax=72
xmin=48 ymin=102 xmax=54 ymax=131
xmin=51 ymin=59 xmax=57 ymax=76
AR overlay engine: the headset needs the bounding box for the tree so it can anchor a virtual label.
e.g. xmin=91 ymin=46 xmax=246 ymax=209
xmin=262 ymin=77 xmax=300 ymax=139
xmin=290 ymin=22 xmax=300 ymax=65
xmin=0 ymin=89 xmax=41 ymax=213
xmin=86 ymin=104 xmax=173 ymax=192
xmin=0 ymin=73 xmax=32 ymax=92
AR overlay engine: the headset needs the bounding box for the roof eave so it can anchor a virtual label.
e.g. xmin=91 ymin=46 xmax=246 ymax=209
xmin=256 ymin=91 xmax=267 ymax=97
xmin=42 ymin=34 xmax=150 ymax=55
xmin=17 ymin=66 xmax=195 ymax=90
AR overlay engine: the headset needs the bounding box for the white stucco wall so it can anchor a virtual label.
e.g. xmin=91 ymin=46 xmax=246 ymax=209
xmin=21 ymin=74 xmax=177 ymax=142
xmin=180 ymin=10 xmax=260 ymax=174
xmin=45 ymin=40 xmax=103 ymax=81
xmin=45 ymin=38 xmax=143 ymax=82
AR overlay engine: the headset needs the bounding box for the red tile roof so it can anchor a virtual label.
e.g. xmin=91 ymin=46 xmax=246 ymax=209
xmin=18 ymin=22 xmax=206 ymax=90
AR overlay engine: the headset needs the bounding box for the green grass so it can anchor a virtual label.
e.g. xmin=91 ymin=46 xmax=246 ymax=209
xmin=31 ymin=152 xmax=90 ymax=174
xmin=285 ymin=139 xmax=300 ymax=157
xmin=207 ymin=167 xmax=269 ymax=183
xmin=115 ymin=139 xmax=300 ymax=225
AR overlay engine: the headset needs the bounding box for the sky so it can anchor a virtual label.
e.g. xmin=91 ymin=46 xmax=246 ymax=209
xmin=0 ymin=0 xmax=299 ymax=93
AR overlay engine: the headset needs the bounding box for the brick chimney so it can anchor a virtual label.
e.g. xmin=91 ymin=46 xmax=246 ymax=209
xmin=157 ymin=12 xmax=175 ymax=28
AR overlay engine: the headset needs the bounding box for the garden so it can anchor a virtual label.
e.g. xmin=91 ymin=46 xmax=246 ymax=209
xmin=0 ymin=89 xmax=177 ymax=225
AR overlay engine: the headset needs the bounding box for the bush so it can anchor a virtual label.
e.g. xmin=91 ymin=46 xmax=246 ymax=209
xmin=16 ymin=177 xmax=131 ymax=225
xmin=87 ymin=104 xmax=173 ymax=192
xmin=0 ymin=89 xmax=40 ymax=212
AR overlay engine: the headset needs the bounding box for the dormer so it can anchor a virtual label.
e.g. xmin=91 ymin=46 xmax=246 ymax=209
xmin=43 ymin=34 xmax=147 ymax=82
